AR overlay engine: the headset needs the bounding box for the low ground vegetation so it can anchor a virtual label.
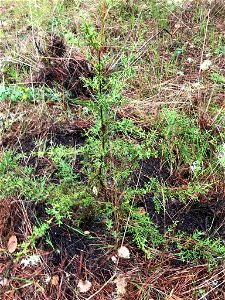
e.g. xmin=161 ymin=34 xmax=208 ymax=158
xmin=0 ymin=0 xmax=224 ymax=299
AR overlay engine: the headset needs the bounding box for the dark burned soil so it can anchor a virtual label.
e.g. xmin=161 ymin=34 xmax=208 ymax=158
xmin=13 ymin=124 xmax=225 ymax=239
xmin=1 ymin=146 xmax=225 ymax=299
xmin=131 ymin=156 xmax=225 ymax=238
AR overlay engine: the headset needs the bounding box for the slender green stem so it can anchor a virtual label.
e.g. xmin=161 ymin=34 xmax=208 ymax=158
xmin=98 ymin=0 xmax=107 ymax=186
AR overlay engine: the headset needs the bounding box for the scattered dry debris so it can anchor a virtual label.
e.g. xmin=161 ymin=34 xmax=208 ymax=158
xmin=7 ymin=235 xmax=17 ymax=253
xmin=113 ymin=273 xmax=129 ymax=296
xmin=34 ymin=33 xmax=94 ymax=98
xmin=51 ymin=275 xmax=60 ymax=286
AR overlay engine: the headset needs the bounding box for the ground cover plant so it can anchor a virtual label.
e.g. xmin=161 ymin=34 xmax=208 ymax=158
xmin=0 ymin=0 xmax=225 ymax=299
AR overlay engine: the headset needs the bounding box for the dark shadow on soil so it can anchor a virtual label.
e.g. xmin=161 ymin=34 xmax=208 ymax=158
xmin=145 ymin=194 xmax=225 ymax=236
xmin=138 ymin=158 xmax=225 ymax=238
xmin=2 ymin=123 xmax=87 ymax=153
xmin=131 ymin=157 xmax=170 ymax=187
xmin=46 ymin=224 xmax=114 ymax=280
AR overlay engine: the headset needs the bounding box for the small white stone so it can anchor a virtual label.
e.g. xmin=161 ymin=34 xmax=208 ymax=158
xmin=84 ymin=230 xmax=90 ymax=235
xmin=218 ymin=144 xmax=225 ymax=167
xmin=117 ymin=246 xmax=130 ymax=259
xmin=0 ymin=277 xmax=9 ymax=287
xmin=190 ymin=161 xmax=201 ymax=172
xmin=177 ymin=70 xmax=184 ymax=76
xmin=111 ymin=255 xmax=118 ymax=263
xmin=166 ymin=0 xmax=185 ymax=6
xmin=92 ymin=186 xmax=98 ymax=196
xmin=77 ymin=279 xmax=92 ymax=293
xmin=200 ymin=59 xmax=212 ymax=71
xmin=44 ymin=275 xmax=51 ymax=284
xmin=21 ymin=254 xmax=41 ymax=267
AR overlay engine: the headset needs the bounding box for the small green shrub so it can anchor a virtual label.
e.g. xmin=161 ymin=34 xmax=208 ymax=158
xmin=0 ymin=85 xmax=65 ymax=103
xmin=173 ymin=230 xmax=225 ymax=267
xmin=210 ymin=72 xmax=225 ymax=84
